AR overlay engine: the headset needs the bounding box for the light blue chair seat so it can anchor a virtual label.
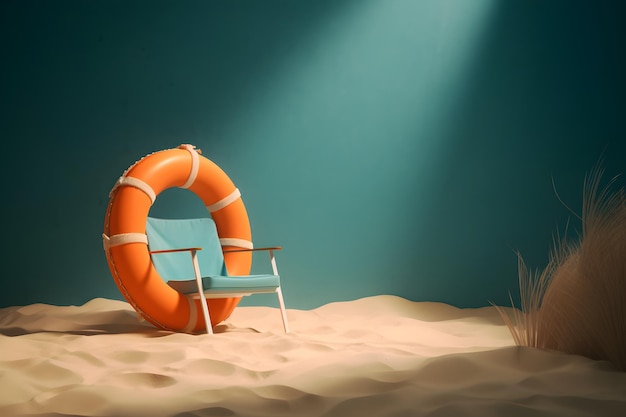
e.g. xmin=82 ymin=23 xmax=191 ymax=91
xmin=168 ymin=274 xmax=281 ymax=293
xmin=146 ymin=217 xmax=289 ymax=334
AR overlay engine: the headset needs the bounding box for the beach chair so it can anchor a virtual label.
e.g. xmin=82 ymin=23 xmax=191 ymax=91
xmin=145 ymin=217 xmax=289 ymax=334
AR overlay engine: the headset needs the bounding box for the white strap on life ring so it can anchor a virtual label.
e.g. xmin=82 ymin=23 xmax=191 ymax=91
xmin=219 ymin=237 xmax=254 ymax=249
xmin=183 ymin=294 xmax=198 ymax=333
xmin=206 ymin=188 xmax=241 ymax=213
xmin=110 ymin=176 xmax=157 ymax=204
xmin=178 ymin=144 xmax=200 ymax=189
xmin=102 ymin=233 xmax=148 ymax=251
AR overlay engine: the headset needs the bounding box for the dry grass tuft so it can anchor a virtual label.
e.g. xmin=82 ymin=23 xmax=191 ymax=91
xmin=494 ymin=165 xmax=626 ymax=371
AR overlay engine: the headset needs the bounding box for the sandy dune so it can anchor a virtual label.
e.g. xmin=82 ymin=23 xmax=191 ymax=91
xmin=1 ymin=295 xmax=624 ymax=417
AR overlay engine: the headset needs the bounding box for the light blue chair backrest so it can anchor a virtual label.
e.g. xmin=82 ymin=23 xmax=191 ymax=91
xmin=146 ymin=217 xmax=227 ymax=281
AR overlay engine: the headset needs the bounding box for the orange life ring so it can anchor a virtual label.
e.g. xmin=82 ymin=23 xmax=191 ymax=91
xmin=102 ymin=144 xmax=253 ymax=333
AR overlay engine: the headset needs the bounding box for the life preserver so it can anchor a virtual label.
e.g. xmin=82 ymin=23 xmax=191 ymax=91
xmin=102 ymin=144 xmax=253 ymax=333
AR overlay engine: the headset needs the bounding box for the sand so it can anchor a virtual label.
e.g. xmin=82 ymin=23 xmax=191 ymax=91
xmin=1 ymin=295 xmax=625 ymax=417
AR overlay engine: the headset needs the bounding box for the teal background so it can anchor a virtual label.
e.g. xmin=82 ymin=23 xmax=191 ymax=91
xmin=1 ymin=0 xmax=625 ymax=310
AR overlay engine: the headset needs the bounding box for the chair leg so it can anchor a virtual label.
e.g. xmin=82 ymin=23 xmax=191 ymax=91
xmin=191 ymin=250 xmax=213 ymax=334
xmin=269 ymin=250 xmax=289 ymax=333
xmin=276 ymin=287 xmax=289 ymax=333
xmin=197 ymin=292 xmax=212 ymax=335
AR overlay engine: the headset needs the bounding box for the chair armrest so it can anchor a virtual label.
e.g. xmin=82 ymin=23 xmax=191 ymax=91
xmin=223 ymin=246 xmax=282 ymax=253
xmin=223 ymin=246 xmax=282 ymax=276
xmin=149 ymin=247 xmax=202 ymax=254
